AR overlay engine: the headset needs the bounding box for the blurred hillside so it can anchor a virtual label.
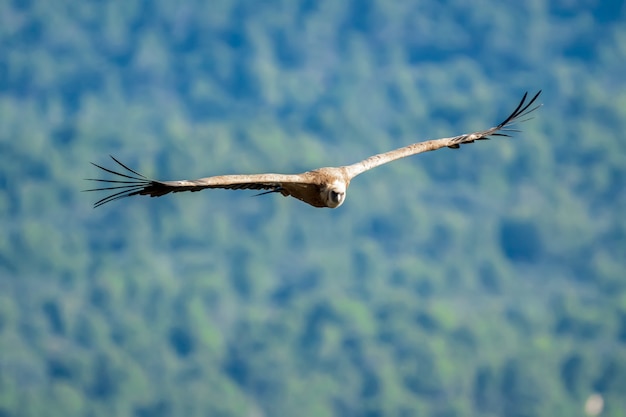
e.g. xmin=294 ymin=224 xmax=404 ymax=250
xmin=1 ymin=1 xmax=625 ymax=416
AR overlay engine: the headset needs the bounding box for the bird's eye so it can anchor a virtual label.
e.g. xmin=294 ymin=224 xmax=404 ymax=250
xmin=330 ymin=190 xmax=342 ymax=203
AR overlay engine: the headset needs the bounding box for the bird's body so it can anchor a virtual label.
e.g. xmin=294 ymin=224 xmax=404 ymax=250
xmin=86 ymin=91 xmax=541 ymax=209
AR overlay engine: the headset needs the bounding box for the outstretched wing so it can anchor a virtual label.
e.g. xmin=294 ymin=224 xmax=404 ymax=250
xmin=84 ymin=156 xmax=308 ymax=208
xmin=344 ymin=91 xmax=542 ymax=179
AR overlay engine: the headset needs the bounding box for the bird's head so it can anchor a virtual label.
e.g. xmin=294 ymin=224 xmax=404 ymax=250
xmin=321 ymin=180 xmax=346 ymax=208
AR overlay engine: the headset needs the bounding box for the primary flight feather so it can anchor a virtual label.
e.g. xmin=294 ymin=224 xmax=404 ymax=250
xmin=86 ymin=91 xmax=541 ymax=209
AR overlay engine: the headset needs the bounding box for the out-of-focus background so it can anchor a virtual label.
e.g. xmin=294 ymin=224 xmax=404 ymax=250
xmin=1 ymin=1 xmax=625 ymax=416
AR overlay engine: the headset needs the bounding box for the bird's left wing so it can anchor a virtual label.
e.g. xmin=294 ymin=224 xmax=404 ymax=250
xmin=343 ymin=91 xmax=542 ymax=180
xmin=84 ymin=156 xmax=309 ymax=208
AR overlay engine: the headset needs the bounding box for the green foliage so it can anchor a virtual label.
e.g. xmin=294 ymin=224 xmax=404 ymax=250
xmin=1 ymin=0 xmax=625 ymax=416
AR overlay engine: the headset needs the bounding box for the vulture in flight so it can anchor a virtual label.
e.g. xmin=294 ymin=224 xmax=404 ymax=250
xmin=86 ymin=91 xmax=541 ymax=209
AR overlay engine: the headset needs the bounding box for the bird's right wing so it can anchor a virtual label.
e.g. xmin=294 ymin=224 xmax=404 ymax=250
xmin=84 ymin=156 xmax=308 ymax=208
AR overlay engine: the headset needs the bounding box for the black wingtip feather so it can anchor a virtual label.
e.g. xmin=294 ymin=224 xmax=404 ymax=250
xmin=84 ymin=156 xmax=155 ymax=208
xmin=449 ymin=90 xmax=542 ymax=148
xmin=497 ymin=90 xmax=542 ymax=129
xmin=109 ymin=155 xmax=148 ymax=179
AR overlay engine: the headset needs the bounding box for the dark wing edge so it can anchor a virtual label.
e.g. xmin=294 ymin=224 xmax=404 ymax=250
xmin=83 ymin=156 xmax=165 ymax=208
xmin=447 ymin=90 xmax=542 ymax=149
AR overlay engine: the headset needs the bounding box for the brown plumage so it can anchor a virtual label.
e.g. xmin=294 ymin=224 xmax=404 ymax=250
xmin=85 ymin=91 xmax=541 ymax=209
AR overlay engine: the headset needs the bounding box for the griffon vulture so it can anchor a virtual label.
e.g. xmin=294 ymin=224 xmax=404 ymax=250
xmin=86 ymin=91 xmax=541 ymax=208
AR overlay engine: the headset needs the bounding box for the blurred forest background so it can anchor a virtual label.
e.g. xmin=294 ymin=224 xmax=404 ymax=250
xmin=1 ymin=0 xmax=625 ymax=416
